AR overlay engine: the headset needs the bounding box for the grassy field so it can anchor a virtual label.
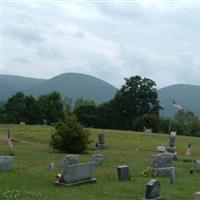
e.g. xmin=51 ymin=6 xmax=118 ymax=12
xmin=0 ymin=124 xmax=200 ymax=200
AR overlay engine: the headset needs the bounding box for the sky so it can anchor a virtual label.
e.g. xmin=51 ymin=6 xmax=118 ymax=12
xmin=1 ymin=0 xmax=200 ymax=89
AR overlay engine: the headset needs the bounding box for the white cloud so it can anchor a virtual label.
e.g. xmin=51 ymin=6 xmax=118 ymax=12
xmin=2 ymin=0 xmax=200 ymax=89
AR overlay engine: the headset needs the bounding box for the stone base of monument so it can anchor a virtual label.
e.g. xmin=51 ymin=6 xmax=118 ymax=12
xmin=166 ymin=147 xmax=176 ymax=153
xmin=151 ymin=167 xmax=175 ymax=177
xmin=166 ymin=151 xmax=177 ymax=160
xmin=0 ymin=156 xmax=13 ymax=171
xmin=96 ymin=144 xmax=108 ymax=150
xmin=55 ymin=178 xmax=96 ymax=186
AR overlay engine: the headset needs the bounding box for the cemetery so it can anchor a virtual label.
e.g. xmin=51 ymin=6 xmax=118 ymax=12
xmin=0 ymin=124 xmax=200 ymax=200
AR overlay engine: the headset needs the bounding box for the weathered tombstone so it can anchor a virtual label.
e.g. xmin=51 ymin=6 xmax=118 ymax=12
xmin=61 ymin=155 xmax=79 ymax=168
xmin=0 ymin=156 xmax=13 ymax=171
xmin=194 ymin=160 xmax=200 ymax=171
xmin=150 ymin=153 xmax=175 ymax=176
xmin=144 ymin=129 xmax=152 ymax=133
xmin=48 ymin=163 xmax=55 ymax=171
xmin=96 ymin=134 xmax=107 ymax=149
xmin=195 ymin=192 xmax=200 ymax=200
xmin=55 ymin=162 xmax=96 ymax=186
xmin=156 ymin=145 xmax=166 ymax=153
xmin=167 ymin=132 xmax=177 ymax=154
xmin=142 ymin=179 xmax=161 ymax=200
xmin=90 ymin=154 xmax=104 ymax=166
xmin=170 ymin=167 xmax=176 ymax=184
xmin=19 ymin=121 xmax=26 ymax=125
xmin=186 ymin=143 xmax=192 ymax=156
xmin=151 ymin=153 xmax=174 ymax=168
xmin=117 ymin=165 xmax=130 ymax=181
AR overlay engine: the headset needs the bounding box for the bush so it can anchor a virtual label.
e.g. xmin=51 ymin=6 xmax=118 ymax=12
xmin=50 ymin=116 xmax=91 ymax=153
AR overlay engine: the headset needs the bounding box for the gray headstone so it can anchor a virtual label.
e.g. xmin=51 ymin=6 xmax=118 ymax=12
xmin=61 ymin=155 xmax=79 ymax=169
xmin=90 ymin=154 xmax=104 ymax=166
xmin=96 ymin=134 xmax=107 ymax=149
xmin=0 ymin=156 xmax=13 ymax=171
xmin=195 ymin=192 xmax=200 ymax=200
xmin=151 ymin=153 xmax=174 ymax=168
xmin=57 ymin=162 xmax=96 ymax=186
xmin=145 ymin=179 xmax=161 ymax=199
xmin=170 ymin=167 xmax=176 ymax=184
xmin=194 ymin=160 xmax=200 ymax=171
xmin=117 ymin=165 xmax=130 ymax=181
xmin=48 ymin=163 xmax=55 ymax=171
xmin=144 ymin=129 xmax=152 ymax=133
xmin=98 ymin=134 xmax=105 ymax=144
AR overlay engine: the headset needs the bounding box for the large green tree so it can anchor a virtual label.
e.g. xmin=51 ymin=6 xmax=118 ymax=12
xmin=110 ymin=75 xmax=161 ymax=129
xmin=4 ymin=92 xmax=26 ymax=123
xmin=23 ymin=95 xmax=42 ymax=124
xmin=38 ymin=91 xmax=65 ymax=124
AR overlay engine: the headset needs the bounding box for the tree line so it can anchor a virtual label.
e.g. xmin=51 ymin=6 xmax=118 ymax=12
xmin=1 ymin=75 xmax=200 ymax=137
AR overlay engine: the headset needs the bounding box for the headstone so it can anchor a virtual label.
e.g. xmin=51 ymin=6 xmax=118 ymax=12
xmin=90 ymin=154 xmax=104 ymax=166
xmin=96 ymin=134 xmax=107 ymax=149
xmin=61 ymin=155 xmax=79 ymax=168
xmin=98 ymin=134 xmax=105 ymax=144
xmin=186 ymin=144 xmax=192 ymax=156
xmin=170 ymin=167 xmax=176 ymax=184
xmin=195 ymin=192 xmax=200 ymax=200
xmin=194 ymin=160 xmax=200 ymax=171
xmin=144 ymin=129 xmax=152 ymax=133
xmin=48 ymin=163 xmax=55 ymax=171
xmin=55 ymin=162 xmax=96 ymax=186
xmin=117 ymin=165 xmax=130 ymax=181
xmin=19 ymin=122 xmax=26 ymax=125
xmin=142 ymin=179 xmax=161 ymax=200
xmin=150 ymin=153 xmax=175 ymax=177
xmin=167 ymin=132 xmax=176 ymax=154
xmin=151 ymin=153 xmax=174 ymax=168
xmin=0 ymin=156 xmax=13 ymax=171
xmin=156 ymin=145 xmax=166 ymax=153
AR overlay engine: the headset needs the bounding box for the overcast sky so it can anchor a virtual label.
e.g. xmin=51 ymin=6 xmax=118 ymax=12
xmin=1 ymin=0 xmax=200 ymax=89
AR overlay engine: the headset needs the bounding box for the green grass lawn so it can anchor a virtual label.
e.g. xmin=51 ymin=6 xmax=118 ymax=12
xmin=0 ymin=124 xmax=200 ymax=200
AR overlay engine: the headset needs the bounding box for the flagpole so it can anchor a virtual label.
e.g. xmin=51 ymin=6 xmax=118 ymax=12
xmin=168 ymin=118 xmax=172 ymax=134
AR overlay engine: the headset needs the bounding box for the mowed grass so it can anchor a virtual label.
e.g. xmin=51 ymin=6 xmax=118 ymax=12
xmin=0 ymin=124 xmax=200 ymax=200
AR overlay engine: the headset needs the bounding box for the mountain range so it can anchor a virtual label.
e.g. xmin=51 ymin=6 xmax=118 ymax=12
xmin=1 ymin=73 xmax=200 ymax=118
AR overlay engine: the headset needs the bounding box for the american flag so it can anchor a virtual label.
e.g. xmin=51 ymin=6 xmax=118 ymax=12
xmin=172 ymin=100 xmax=183 ymax=110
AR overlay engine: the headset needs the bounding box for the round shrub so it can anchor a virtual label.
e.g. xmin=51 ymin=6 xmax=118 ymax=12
xmin=50 ymin=116 xmax=91 ymax=153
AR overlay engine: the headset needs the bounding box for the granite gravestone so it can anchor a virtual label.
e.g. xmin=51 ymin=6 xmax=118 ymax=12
xmin=150 ymin=153 xmax=175 ymax=177
xmin=167 ymin=132 xmax=177 ymax=154
xmin=48 ymin=163 xmax=55 ymax=171
xmin=195 ymin=192 xmax=200 ymax=200
xmin=56 ymin=162 xmax=96 ymax=186
xmin=0 ymin=156 xmax=13 ymax=171
xmin=142 ymin=179 xmax=161 ymax=200
xmin=90 ymin=154 xmax=104 ymax=166
xmin=194 ymin=160 xmax=200 ymax=171
xmin=170 ymin=167 xmax=176 ymax=184
xmin=96 ymin=134 xmax=107 ymax=149
xmin=117 ymin=165 xmax=130 ymax=181
xmin=61 ymin=155 xmax=79 ymax=168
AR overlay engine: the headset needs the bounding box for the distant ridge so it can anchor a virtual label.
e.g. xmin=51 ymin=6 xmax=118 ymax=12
xmin=0 ymin=73 xmax=118 ymax=104
xmin=1 ymin=74 xmax=200 ymax=117
xmin=0 ymin=74 xmax=46 ymax=101
xmin=158 ymin=84 xmax=200 ymax=118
